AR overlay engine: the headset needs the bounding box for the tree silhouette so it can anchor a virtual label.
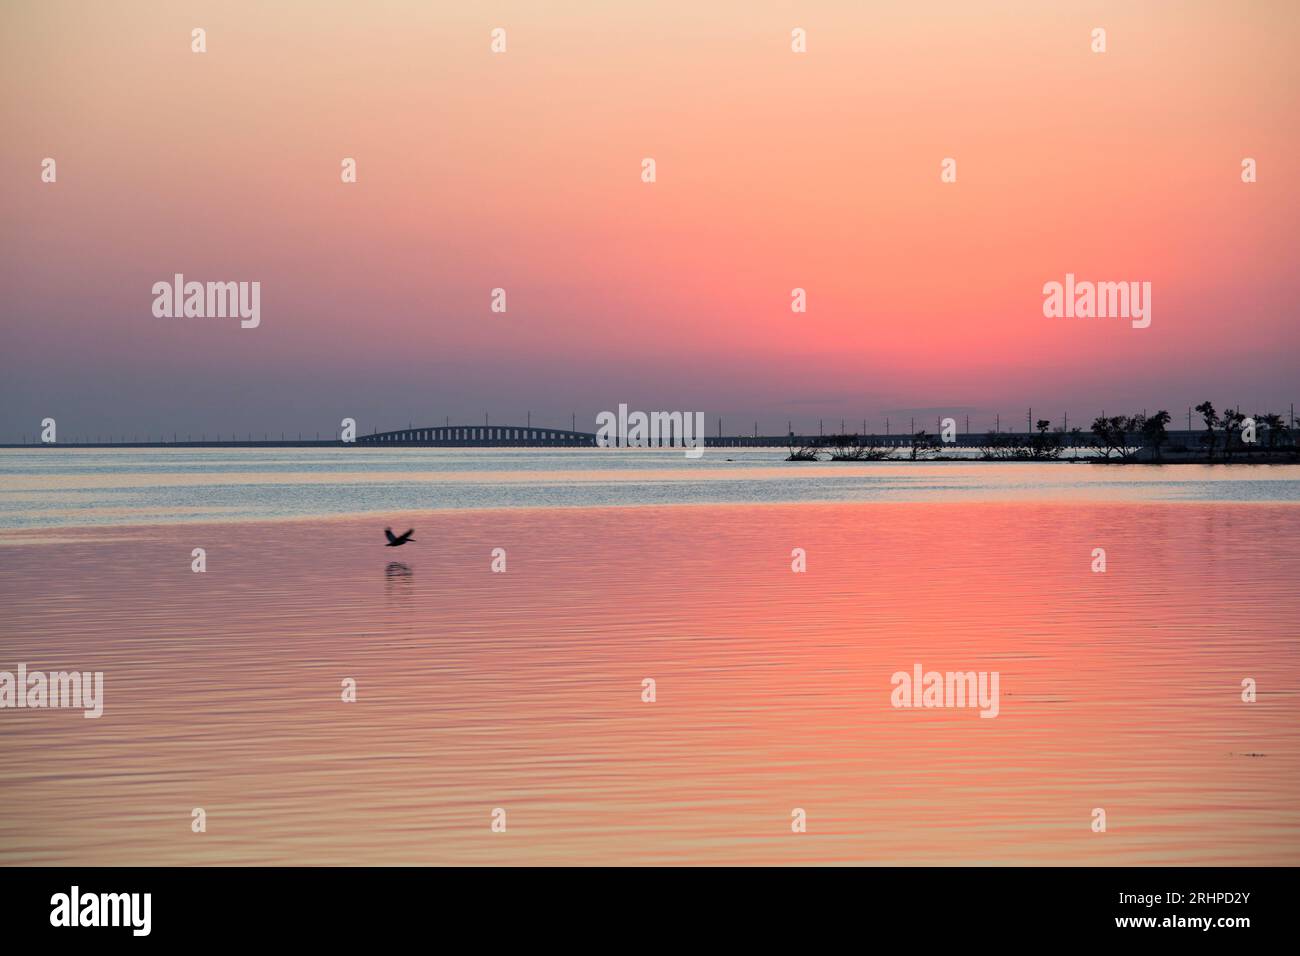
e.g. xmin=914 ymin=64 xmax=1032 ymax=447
xmin=1194 ymin=401 xmax=1218 ymax=460
xmin=1257 ymin=412 xmax=1286 ymax=450
xmin=1089 ymin=415 xmax=1140 ymax=460
xmin=1029 ymin=419 xmax=1065 ymax=459
xmin=825 ymin=434 xmax=890 ymax=461
xmin=1220 ymin=407 xmax=1246 ymax=461
xmin=909 ymin=430 xmax=942 ymax=460
xmin=1141 ymin=410 xmax=1172 ymax=461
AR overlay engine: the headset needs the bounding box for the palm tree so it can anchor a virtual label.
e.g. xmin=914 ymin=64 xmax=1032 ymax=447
xmin=1220 ymin=407 xmax=1246 ymax=461
xmin=1141 ymin=410 xmax=1172 ymax=460
xmin=1258 ymin=412 xmax=1286 ymax=450
xmin=1194 ymin=401 xmax=1218 ymax=460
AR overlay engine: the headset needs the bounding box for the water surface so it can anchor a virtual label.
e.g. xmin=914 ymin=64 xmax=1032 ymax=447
xmin=2 ymin=448 xmax=1298 ymax=531
xmin=0 ymin=452 xmax=1297 ymax=864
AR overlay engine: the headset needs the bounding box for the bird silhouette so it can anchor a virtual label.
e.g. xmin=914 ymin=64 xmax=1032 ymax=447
xmin=384 ymin=527 xmax=415 ymax=547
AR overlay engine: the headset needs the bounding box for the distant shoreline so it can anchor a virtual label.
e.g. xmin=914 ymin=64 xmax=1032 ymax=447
xmin=2 ymin=443 xmax=1298 ymax=465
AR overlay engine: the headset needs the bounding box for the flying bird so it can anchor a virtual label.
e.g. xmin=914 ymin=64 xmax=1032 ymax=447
xmin=384 ymin=527 xmax=415 ymax=547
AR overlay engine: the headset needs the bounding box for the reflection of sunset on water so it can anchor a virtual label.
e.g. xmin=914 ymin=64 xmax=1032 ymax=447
xmin=3 ymin=501 xmax=1296 ymax=865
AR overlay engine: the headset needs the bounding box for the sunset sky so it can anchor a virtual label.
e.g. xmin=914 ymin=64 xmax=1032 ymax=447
xmin=2 ymin=0 xmax=1297 ymax=440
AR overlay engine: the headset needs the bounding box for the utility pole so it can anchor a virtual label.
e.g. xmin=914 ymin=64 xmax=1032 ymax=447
xmin=996 ymin=414 xmax=1000 ymax=433
xmin=819 ymin=419 xmax=823 ymax=437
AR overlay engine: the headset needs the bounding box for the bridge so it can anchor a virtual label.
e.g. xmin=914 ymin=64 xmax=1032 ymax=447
xmin=2 ymin=427 xmax=1228 ymax=451
xmin=357 ymin=424 xmax=909 ymax=448
xmin=358 ymin=425 xmax=596 ymax=447
xmin=355 ymin=425 xmax=1222 ymax=450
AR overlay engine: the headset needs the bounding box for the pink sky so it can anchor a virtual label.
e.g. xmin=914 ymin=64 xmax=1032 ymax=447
xmin=2 ymin=1 xmax=1297 ymax=439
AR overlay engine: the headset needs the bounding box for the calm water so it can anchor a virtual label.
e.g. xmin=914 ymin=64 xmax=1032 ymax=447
xmin=1 ymin=450 xmax=1298 ymax=864
xmin=1 ymin=448 xmax=1299 ymax=530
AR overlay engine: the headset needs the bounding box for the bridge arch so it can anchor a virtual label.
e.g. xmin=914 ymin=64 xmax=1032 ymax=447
xmin=357 ymin=425 xmax=597 ymax=447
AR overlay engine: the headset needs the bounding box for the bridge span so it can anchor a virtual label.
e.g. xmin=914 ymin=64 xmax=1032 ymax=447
xmin=355 ymin=425 xmax=1052 ymax=449
xmin=8 ymin=427 xmax=1217 ymax=451
xmin=358 ymin=425 xmax=596 ymax=447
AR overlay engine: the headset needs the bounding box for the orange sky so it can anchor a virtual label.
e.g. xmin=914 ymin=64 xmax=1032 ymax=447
xmin=2 ymin=1 xmax=1297 ymax=437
